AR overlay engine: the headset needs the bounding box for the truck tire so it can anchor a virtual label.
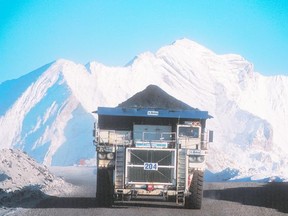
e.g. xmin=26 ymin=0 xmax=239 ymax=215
xmin=96 ymin=168 xmax=114 ymax=207
xmin=185 ymin=170 xmax=204 ymax=209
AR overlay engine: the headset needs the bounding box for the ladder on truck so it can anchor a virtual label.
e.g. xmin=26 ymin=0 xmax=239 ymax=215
xmin=176 ymin=148 xmax=186 ymax=205
xmin=115 ymin=147 xmax=125 ymax=192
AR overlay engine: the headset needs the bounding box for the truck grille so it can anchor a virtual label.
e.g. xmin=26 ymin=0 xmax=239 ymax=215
xmin=126 ymin=148 xmax=176 ymax=185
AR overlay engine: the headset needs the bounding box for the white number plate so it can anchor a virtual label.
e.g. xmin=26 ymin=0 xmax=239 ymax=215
xmin=187 ymin=149 xmax=201 ymax=155
xmin=144 ymin=163 xmax=158 ymax=171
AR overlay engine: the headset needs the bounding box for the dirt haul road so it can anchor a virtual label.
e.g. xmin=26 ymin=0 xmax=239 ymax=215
xmin=15 ymin=167 xmax=288 ymax=216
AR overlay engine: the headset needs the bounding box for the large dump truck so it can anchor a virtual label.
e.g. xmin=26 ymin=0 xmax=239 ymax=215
xmin=93 ymin=104 xmax=213 ymax=208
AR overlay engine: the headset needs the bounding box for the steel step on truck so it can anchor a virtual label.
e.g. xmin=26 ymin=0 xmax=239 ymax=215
xmin=93 ymin=104 xmax=213 ymax=209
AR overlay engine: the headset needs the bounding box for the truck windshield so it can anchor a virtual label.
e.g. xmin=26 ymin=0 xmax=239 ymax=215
xmin=178 ymin=127 xmax=199 ymax=138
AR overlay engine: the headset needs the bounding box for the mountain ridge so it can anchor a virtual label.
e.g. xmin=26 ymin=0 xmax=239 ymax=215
xmin=0 ymin=38 xmax=287 ymax=181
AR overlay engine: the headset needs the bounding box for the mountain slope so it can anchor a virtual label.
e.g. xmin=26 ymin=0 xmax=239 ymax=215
xmin=0 ymin=60 xmax=95 ymax=165
xmin=0 ymin=38 xmax=287 ymax=181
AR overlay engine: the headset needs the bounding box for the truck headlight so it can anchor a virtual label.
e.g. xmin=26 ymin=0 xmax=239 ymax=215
xmin=98 ymin=153 xmax=106 ymax=160
xmin=106 ymin=152 xmax=114 ymax=160
xmin=189 ymin=155 xmax=204 ymax=163
xmin=197 ymin=156 xmax=205 ymax=162
xmin=189 ymin=156 xmax=197 ymax=162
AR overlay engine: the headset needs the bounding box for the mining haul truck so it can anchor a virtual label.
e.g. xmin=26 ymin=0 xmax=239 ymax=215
xmin=93 ymin=106 xmax=213 ymax=208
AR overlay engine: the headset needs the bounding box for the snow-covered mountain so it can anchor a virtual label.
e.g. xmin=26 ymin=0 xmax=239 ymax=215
xmin=0 ymin=38 xmax=288 ymax=181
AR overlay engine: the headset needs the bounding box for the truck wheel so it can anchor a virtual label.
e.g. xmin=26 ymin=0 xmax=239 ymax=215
xmin=96 ymin=168 xmax=114 ymax=207
xmin=185 ymin=170 xmax=204 ymax=209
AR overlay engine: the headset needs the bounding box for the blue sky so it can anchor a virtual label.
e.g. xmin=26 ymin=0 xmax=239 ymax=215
xmin=0 ymin=0 xmax=287 ymax=83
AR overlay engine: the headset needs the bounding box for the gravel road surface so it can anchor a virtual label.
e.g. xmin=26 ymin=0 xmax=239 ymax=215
xmin=8 ymin=167 xmax=288 ymax=216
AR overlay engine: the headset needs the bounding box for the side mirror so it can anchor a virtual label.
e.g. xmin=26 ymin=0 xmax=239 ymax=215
xmin=93 ymin=140 xmax=97 ymax=147
xmin=208 ymin=130 xmax=214 ymax=143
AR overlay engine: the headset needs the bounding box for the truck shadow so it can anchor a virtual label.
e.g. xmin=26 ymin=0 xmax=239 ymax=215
xmin=34 ymin=197 xmax=183 ymax=209
xmin=113 ymin=197 xmax=183 ymax=209
xmin=0 ymin=188 xmax=181 ymax=209
xmin=204 ymin=182 xmax=288 ymax=213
